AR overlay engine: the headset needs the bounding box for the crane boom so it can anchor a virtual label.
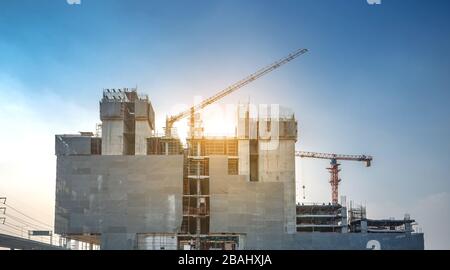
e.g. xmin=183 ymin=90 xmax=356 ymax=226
xmin=165 ymin=48 xmax=309 ymax=136
xmin=296 ymin=151 xmax=373 ymax=204
xmin=296 ymin=151 xmax=372 ymax=166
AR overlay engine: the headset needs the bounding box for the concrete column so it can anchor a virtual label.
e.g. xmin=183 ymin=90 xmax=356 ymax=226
xmin=135 ymin=120 xmax=151 ymax=155
xmin=361 ymin=220 xmax=368 ymax=233
xmin=102 ymin=120 xmax=124 ymax=155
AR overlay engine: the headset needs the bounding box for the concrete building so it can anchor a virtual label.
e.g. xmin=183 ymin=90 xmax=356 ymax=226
xmin=54 ymin=89 xmax=424 ymax=250
xmin=100 ymin=88 xmax=155 ymax=155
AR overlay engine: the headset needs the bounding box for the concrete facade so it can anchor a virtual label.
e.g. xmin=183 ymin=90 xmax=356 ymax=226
xmin=101 ymin=120 xmax=124 ymax=155
xmin=237 ymin=140 xmax=250 ymax=177
xmin=55 ymin=135 xmax=92 ymax=156
xmin=209 ymin=156 xmax=286 ymax=249
xmin=135 ymin=120 xmax=152 ymax=155
xmin=208 ymin=156 xmax=425 ymax=250
xmin=55 ymin=155 xmax=183 ymax=249
xmin=100 ymin=89 xmax=155 ymax=155
xmin=135 ymin=98 xmax=155 ymax=155
xmin=236 ymin=103 xmax=298 ymax=234
xmin=258 ymin=140 xmax=296 ymax=234
xmin=54 ymin=91 xmax=424 ymax=250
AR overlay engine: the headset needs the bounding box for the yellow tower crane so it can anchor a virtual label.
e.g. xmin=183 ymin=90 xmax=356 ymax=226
xmin=164 ymin=48 xmax=309 ymax=137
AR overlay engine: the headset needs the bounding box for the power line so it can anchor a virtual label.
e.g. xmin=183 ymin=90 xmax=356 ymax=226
xmin=1 ymin=197 xmax=50 ymax=222
xmin=2 ymin=222 xmax=56 ymax=245
xmin=6 ymin=218 xmax=63 ymax=247
xmin=0 ymin=226 xmax=22 ymax=238
xmin=0 ymin=229 xmax=20 ymax=238
xmin=1 ymin=222 xmax=63 ymax=247
xmin=4 ymin=202 xmax=53 ymax=228
xmin=5 ymin=213 xmax=51 ymax=231
xmin=3 ymin=222 xmax=24 ymax=233
xmin=1 ymin=198 xmax=67 ymax=247
xmin=5 ymin=212 xmax=51 ymax=230
xmin=4 ymin=222 xmax=25 ymax=229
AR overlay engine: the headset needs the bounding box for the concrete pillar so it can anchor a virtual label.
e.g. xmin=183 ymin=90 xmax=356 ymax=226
xmin=135 ymin=120 xmax=151 ymax=155
xmin=238 ymin=140 xmax=250 ymax=180
xmin=101 ymin=120 xmax=124 ymax=155
xmin=341 ymin=207 xmax=348 ymax=233
xmin=361 ymin=220 xmax=368 ymax=233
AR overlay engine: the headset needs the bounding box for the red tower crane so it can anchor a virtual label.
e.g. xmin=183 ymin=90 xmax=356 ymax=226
xmin=295 ymin=151 xmax=373 ymax=205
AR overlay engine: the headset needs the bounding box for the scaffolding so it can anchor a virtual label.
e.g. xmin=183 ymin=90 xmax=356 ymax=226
xmin=147 ymin=137 xmax=183 ymax=155
xmin=187 ymin=137 xmax=239 ymax=176
xmin=180 ymin=138 xmax=240 ymax=249
xmin=188 ymin=138 xmax=238 ymax=156
xmin=180 ymin=138 xmax=210 ymax=250
xmin=348 ymin=201 xmax=367 ymax=224
xmin=296 ymin=203 xmax=346 ymax=233
xmin=136 ymin=233 xmax=177 ymax=250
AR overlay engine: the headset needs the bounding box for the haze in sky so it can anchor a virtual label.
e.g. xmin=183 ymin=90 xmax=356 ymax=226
xmin=0 ymin=0 xmax=449 ymax=249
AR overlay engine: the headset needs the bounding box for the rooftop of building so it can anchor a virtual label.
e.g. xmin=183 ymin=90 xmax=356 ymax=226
xmin=102 ymin=88 xmax=149 ymax=102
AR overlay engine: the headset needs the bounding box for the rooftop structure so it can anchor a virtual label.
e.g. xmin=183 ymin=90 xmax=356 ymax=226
xmin=100 ymin=88 xmax=155 ymax=155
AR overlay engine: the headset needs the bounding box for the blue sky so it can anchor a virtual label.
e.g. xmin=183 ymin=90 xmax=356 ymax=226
xmin=0 ymin=0 xmax=449 ymax=249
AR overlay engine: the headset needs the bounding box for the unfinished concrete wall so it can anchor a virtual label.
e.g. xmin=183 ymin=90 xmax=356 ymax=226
xmin=100 ymin=100 xmax=124 ymax=119
xmin=55 ymin=135 xmax=92 ymax=156
xmin=259 ymin=140 xmax=296 ymax=234
xmin=134 ymin=99 xmax=155 ymax=155
xmin=209 ymin=156 xmax=286 ymax=249
xmin=236 ymin=103 xmax=298 ymax=234
xmin=257 ymin=108 xmax=297 ymax=234
xmin=100 ymin=90 xmax=155 ymax=156
xmin=237 ymin=103 xmax=258 ymax=140
xmin=237 ymin=140 xmax=250 ymax=179
xmin=55 ymin=155 xmax=184 ymax=250
xmin=101 ymin=120 xmax=124 ymax=155
xmin=135 ymin=120 xmax=151 ymax=155
xmin=135 ymin=99 xmax=155 ymax=130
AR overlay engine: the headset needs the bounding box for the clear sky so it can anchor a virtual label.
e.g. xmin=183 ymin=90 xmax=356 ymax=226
xmin=0 ymin=0 xmax=449 ymax=249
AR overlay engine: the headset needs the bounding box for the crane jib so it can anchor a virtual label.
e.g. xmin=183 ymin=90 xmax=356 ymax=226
xmin=165 ymin=48 xmax=308 ymax=133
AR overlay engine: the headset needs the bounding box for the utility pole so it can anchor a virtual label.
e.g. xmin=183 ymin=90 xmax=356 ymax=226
xmin=0 ymin=197 xmax=5 ymax=226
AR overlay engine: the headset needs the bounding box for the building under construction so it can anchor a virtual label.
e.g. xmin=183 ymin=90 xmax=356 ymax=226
xmin=54 ymin=89 xmax=423 ymax=250
xmin=53 ymin=49 xmax=424 ymax=250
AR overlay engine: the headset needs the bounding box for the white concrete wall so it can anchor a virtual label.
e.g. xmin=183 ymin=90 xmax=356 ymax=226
xmin=237 ymin=103 xmax=258 ymax=139
xmin=209 ymin=156 xmax=285 ymax=249
xmin=55 ymin=155 xmax=184 ymax=249
xmin=236 ymin=103 xmax=298 ymax=234
xmin=101 ymin=120 xmax=124 ymax=155
xmin=238 ymin=140 xmax=250 ymax=180
xmin=258 ymin=139 xmax=296 ymax=234
xmin=135 ymin=120 xmax=151 ymax=155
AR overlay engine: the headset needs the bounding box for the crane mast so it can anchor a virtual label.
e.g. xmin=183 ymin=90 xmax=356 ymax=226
xmin=165 ymin=48 xmax=309 ymax=137
xmin=296 ymin=151 xmax=373 ymax=204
